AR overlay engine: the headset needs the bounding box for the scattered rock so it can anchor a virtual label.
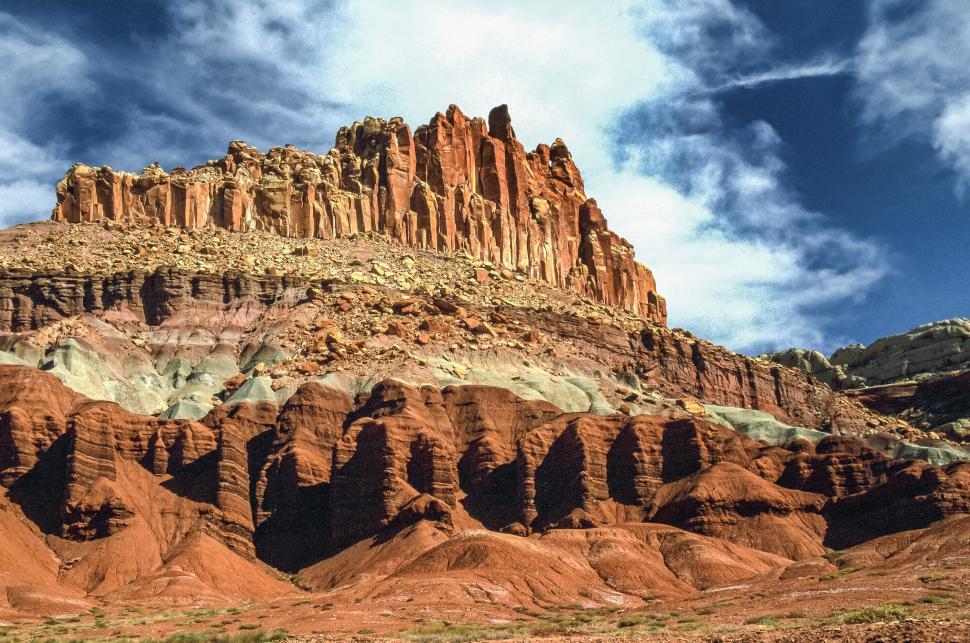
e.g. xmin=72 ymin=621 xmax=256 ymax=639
xmin=384 ymin=320 xmax=409 ymax=337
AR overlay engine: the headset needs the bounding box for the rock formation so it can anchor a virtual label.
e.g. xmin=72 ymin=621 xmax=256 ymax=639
xmin=762 ymin=319 xmax=970 ymax=442
xmin=831 ymin=318 xmax=970 ymax=384
xmin=758 ymin=348 xmax=865 ymax=389
xmin=762 ymin=318 xmax=970 ymax=388
xmin=761 ymin=317 xmax=970 ymax=459
xmin=0 ymin=263 xmax=881 ymax=438
xmin=50 ymin=105 xmax=665 ymax=323
xmin=844 ymin=369 xmax=970 ymax=438
xmin=3 ymin=364 xmax=967 ymax=596
xmin=0 ymin=104 xmax=967 ymax=638
xmin=635 ymin=325 xmax=870 ymax=433
xmin=645 ymin=462 xmax=829 ymax=560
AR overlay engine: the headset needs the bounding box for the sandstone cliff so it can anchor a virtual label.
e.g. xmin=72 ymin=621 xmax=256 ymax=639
xmin=51 ymin=105 xmax=665 ymax=323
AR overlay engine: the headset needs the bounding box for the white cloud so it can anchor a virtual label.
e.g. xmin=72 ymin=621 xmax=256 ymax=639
xmin=0 ymin=126 xmax=67 ymax=178
xmin=0 ymin=13 xmax=91 ymax=127
xmin=0 ymin=179 xmax=53 ymax=227
xmin=934 ymin=95 xmax=970 ymax=193
xmin=0 ymin=1 xmax=889 ymax=353
xmin=855 ymin=0 xmax=970 ymax=190
xmin=0 ymin=13 xmax=91 ymax=222
xmin=0 ymin=126 xmax=66 ymax=224
xmin=330 ymin=2 xmax=669 ymax=162
xmin=602 ymin=126 xmax=886 ymax=351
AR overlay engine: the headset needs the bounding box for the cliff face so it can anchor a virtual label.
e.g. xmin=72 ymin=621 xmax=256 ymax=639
xmin=760 ymin=319 xmax=970 ymax=439
xmin=0 ymin=267 xmax=877 ymax=436
xmin=0 ymin=268 xmax=306 ymax=333
xmin=51 ymin=105 xmax=665 ymax=323
xmin=3 ymin=366 xmax=967 ymax=578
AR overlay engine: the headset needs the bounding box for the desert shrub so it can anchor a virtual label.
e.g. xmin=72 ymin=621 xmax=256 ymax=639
xmin=918 ymin=595 xmax=948 ymax=604
xmin=671 ymin=620 xmax=704 ymax=632
xmin=617 ymin=615 xmax=650 ymax=628
xmin=827 ymin=603 xmax=911 ymax=625
xmin=150 ymin=628 xmax=288 ymax=643
xmin=744 ymin=615 xmax=779 ymax=627
xmin=820 ymin=566 xmax=863 ymax=581
xmin=919 ymin=573 xmax=950 ymax=584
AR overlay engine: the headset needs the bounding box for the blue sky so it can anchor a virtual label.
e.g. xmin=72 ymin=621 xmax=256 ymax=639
xmin=0 ymin=0 xmax=966 ymax=355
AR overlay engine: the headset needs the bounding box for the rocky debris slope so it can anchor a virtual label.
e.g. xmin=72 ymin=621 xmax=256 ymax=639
xmin=0 ymin=220 xmax=902 ymax=446
xmin=50 ymin=105 xmax=665 ymax=322
xmin=762 ymin=319 xmax=970 ymax=444
xmin=1 ymin=364 xmax=968 ymax=617
xmin=762 ymin=318 xmax=970 ymax=388
xmin=843 ymin=369 xmax=970 ymax=441
xmin=706 ymin=404 xmax=969 ymax=466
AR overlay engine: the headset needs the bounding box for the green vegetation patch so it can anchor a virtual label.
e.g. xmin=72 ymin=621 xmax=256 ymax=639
xmin=827 ymin=603 xmax=911 ymax=625
xmin=744 ymin=615 xmax=779 ymax=627
xmin=919 ymin=573 xmax=950 ymax=584
xmin=400 ymin=609 xmax=681 ymax=641
xmin=146 ymin=628 xmax=288 ymax=643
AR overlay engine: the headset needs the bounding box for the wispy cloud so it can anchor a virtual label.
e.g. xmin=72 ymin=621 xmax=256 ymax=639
xmin=709 ymin=57 xmax=852 ymax=93
xmin=854 ymin=0 xmax=970 ymax=193
xmin=0 ymin=12 xmax=91 ymax=226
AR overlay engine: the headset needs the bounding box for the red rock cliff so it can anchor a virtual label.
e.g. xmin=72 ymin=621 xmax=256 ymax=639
xmin=51 ymin=105 xmax=665 ymax=323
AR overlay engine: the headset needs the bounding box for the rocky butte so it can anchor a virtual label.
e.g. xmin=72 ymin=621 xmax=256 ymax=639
xmin=52 ymin=104 xmax=666 ymax=324
xmin=0 ymin=104 xmax=966 ymax=640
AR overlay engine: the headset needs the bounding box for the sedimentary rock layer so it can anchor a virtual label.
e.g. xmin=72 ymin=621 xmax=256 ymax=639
xmin=0 ymin=267 xmax=878 ymax=436
xmin=51 ymin=105 xmax=665 ymax=322
xmin=3 ymin=365 xmax=967 ymax=575
xmin=0 ymin=268 xmax=306 ymax=333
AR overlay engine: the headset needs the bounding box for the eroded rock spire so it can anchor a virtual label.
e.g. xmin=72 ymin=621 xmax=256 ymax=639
xmin=52 ymin=105 xmax=666 ymax=323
